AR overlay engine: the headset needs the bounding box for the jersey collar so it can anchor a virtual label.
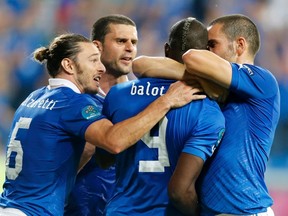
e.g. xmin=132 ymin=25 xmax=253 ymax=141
xmin=48 ymin=78 xmax=81 ymax=93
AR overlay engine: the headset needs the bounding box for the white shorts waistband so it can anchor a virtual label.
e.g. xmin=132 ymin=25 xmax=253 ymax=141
xmin=216 ymin=207 xmax=274 ymax=216
xmin=0 ymin=207 xmax=27 ymax=216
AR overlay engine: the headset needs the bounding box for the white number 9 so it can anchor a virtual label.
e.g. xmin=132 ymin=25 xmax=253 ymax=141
xmin=139 ymin=117 xmax=170 ymax=172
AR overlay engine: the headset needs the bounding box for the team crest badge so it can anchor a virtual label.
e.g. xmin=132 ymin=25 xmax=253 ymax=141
xmin=81 ymin=105 xmax=100 ymax=120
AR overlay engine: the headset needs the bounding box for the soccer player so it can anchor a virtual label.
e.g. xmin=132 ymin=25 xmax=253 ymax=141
xmin=65 ymin=14 xmax=138 ymax=216
xmin=103 ymin=17 xmax=225 ymax=216
xmin=0 ymin=33 xmax=202 ymax=216
xmin=133 ymin=14 xmax=280 ymax=215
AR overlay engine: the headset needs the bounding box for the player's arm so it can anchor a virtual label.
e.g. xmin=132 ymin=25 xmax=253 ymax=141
xmin=85 ymin=81 xmax=206 ymax=154
xmin=182 ymin=49 xmax=232 ymax=89
xmin=78 ymin=142 xmax=95 ymax=173
xmin=132 ymin=56 xmax=185 ymax=79
xmin=168 ymin=153 xmax=203 ymax=216
xmin=133 ymin=56 xmax=228 ymax=102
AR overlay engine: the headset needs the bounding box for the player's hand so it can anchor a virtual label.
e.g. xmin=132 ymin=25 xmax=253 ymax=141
xmin=164 ymin=81 xmax=206 ymax=108
xmin=196 ymin=78 xmax=228 ymax=103
xmin=183 ymin=72 xmax=229 ymax=103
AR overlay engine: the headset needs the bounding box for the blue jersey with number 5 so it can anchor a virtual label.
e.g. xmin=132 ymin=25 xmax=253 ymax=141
xmin=0 ymin=86 xmax=105 ymax=216
xmin=102 ymin=78 xmax=225 ymax=216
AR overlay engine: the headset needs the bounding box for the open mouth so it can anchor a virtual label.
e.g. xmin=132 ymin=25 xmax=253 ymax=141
xmin=94 ymin=76 xmax=101 ymax=86
xmin=121 ymin=57 xmax=132 ymax=64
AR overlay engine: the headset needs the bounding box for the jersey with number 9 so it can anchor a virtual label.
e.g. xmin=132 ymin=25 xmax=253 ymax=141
xmin=103 ymin=78 xmax=225 ymax=215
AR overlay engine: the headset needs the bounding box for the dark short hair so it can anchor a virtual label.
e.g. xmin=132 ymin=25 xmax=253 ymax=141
xmin=208 ymin=14 xmax=260 ymax=56
xmin=91 ymin=14 xmax=136 ymax=42
xmin=33 ymin=33 xmax=90 ymax=77
xmin=167 ymin=17 xmax=208 ymax=62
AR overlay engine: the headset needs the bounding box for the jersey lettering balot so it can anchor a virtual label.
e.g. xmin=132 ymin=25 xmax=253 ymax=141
xmin=102 ymin=78 xmax=225 ymax=216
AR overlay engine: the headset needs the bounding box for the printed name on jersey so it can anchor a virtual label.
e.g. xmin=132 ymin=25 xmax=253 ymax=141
xmin=21 ymin=93 xmax=57 ymax=110
xmin=130 ymin=81 xmax=166 ymax=96
xmin=239 ymin=64 xmax=254 ymax=76
xmin=81 ymin=105 xmax=101 ymax=120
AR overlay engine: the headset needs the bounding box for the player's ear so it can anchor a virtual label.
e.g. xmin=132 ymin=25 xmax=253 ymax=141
xmin=164 ymin=42 xmax=170 ymax=57
xmin=93 ymin=40 xmax=103 ymax=52
xmin=236 ymin=37 xmax=245 ymax=56
xmin=61 ymin=58 xmax=74 ymax=75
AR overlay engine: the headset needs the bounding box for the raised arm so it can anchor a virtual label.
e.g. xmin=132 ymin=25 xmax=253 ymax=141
xmin=182 ymin=49 xmax=232 ymax=89
xmin=133 ymin=55 xmax=228 ymax=102
xmin=85 ymin=81 xmax=206 ymax=154
xmin=132 ymin=56 xmax=185 ymax=80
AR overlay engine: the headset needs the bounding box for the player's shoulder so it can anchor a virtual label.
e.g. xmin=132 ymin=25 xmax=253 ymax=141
xmin=26 ymin=86 xmax=47 ymax=98
xmin=194 ymin=96 xmax=221 ymax=109
xmin=177 ymin=97 xmax=222 ymax=119
xmin=192 ymin=97 xmax=224 ymax=119
xmin=232 ymin=63 xmax=276 ymax=81
xmin=89 ymin=94 xmax=105 ymax=106
xmin=57 ymin=91 xmax=102 ymax=119
xmin=232 ymin=63 xmax=279 ymax=96
xmin=65 ymin=90 xmax=96 ymax=105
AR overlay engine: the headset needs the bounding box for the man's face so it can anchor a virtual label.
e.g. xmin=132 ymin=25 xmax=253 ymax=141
xmin=74 ymin=42 xmax=105 ymax=94
xmin=207 ymin=23 xmax=237 ymax=63
xmin=99 ymin=24 xmax=138 ymax=76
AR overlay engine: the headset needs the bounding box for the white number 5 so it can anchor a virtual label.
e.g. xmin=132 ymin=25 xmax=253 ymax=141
xmin=139 ymin=117 xmax=170 ymax=172
xmin=6 ymin=117 xmax=32 ymax=180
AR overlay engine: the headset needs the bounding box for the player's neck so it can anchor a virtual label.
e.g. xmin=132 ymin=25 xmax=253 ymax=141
xmin=100 ymin=73 xmax=129 ymax=94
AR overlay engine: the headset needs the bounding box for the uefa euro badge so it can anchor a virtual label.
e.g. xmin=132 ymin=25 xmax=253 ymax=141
xmin=81 ymin=105 xmax=100 ymax=120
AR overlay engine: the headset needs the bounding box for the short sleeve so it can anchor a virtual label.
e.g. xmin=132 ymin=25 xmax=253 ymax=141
xmin=60 ymin=94 xmax=106 ymax=139
xmin=182 ymin=100 xmax=225 ymax=161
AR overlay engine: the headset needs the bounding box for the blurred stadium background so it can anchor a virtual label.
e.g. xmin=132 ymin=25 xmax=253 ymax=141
xmin=0 ymin=0 xmax=287 ymax=214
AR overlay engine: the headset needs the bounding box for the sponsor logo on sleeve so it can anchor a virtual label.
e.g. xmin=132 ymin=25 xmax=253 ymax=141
xmin=81 ymin=105 xmax=101 ymax=120
xmin=212 ymin=128 xmax=225 ymax=154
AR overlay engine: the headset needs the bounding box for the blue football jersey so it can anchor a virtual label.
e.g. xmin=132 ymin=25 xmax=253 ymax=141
xmin=64 ymin=94 xmax=116 ymax=216
xmin=64 ymin=157 xmax=116 ymax=216
xmin=0 ymin=85 xmax=105 ymax=216
xmin=102 ymin=78 xmax=225 ymax=216
xmin=198 ymin=64 xmax=280 ymax=215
